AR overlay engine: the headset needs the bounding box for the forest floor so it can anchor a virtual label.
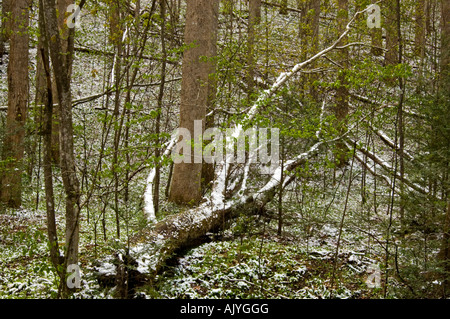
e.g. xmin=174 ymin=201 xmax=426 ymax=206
xmin=0 ymin=204 xmax=389 ymax=299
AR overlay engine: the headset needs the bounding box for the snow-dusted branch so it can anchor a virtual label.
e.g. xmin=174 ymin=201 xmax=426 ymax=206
xmin=373 ymin=129 xmax=417 ymax=163
xmin=209 ymin=8 xmax=370 ymax=204
xmin=0 ymin=78 xmax=182 ymax=111
xmin=242 ymin=6 xmax=372 ymax=123
xmin=345 ymin=139 xmax=427 ymax=195
xmin=72 ymin=77 xmax=181 ymax=108
xmin=143 ymin=137 xmax=177 ymax=221
xmin=353 ymin=151 xmax=393 ymax=192
xmin=316 ymin=100 xmax=326 ymax=139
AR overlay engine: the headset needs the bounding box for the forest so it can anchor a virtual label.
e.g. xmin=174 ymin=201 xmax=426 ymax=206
xmin=0 ymin=0 xmax=448 ymax=300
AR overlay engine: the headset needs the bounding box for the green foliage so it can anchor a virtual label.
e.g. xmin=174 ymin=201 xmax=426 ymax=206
xmin=151 ymin=237 xmax=379 ymax=299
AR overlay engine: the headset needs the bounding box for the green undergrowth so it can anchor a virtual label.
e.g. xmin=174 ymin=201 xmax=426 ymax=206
xmin=0 ymin=208 xmax=385 ymax=299
xmin=145 ymin=237 xmax=383 ymax=299
xmin=0 ymin=210 xmax=59 ymax=298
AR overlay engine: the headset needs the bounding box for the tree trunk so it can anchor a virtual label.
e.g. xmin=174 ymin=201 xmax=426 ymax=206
xmin=334 ymin=0 xmax=349 ymax=167
xmin=385 ymin=0 xmax=399 ymax=65
xmin=370 ymin=0 xmax=383 ymax=56
xmin=247 ymin=0 xmax=261 ymax=100
xmin=438 ymin=0 xmax=450 ymax=296
xmin=440 ymin=202 xmax=450 ymax=296
xmin=0 ymin=0 xmax=30 ymax=208
xmin=154 ymin=0 xmax=168 ymax=217
xmin=106 ymin=137 xmax=326 ymax=285
xmin=111 ymin=0 xmax=124 ymax=239
xmin=42 ymin=0 xmax=81 ymax=281
xmin=50 ymin=0 xmax=74 ymax=165
xmin=168 ymin=0 xmax=219 ymax=205
xmin=414 ymin=0 xmax=427 ymax=58
xmin=309 ymin=0 xmax=320 ymax=99
xmin=298 ymin=0 xmax=320 ymax=100
xmin=395 ymin=0 xmax=405 ymax=221
xmin=36 ymin=0 xmax=63 ymax=276
xmin=40 ymin=45 xmax=63 ymax=273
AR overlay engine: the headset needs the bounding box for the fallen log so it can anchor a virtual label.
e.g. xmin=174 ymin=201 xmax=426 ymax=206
xmin=94 ymin=135 xmax=334 ymax=293
xmin=93 ymin=7 xmax=374 ymax=293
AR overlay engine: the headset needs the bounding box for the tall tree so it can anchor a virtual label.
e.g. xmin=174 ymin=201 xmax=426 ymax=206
xmin=39 ymin=44 xmax=63 ymax=289
xmin=301 ymin=0 xmax=320 ymax=54
xmin=0 ymin=0 xmax=30 ymax=207
xmin=297 ymin=0 xmax=321 ymax=100
xmin=395 ymin=0 xmax=405 ymax=221
xmin=50 ymin=0 xmax=75 ymax=164
xmin=370 ymin=0 xmax=383 ymax=56
xmin=385 ymin=0 xmax=399 ymax=65
xmin=438 ymin=0 xmax=450 ymax=296
xmin=154 ymin=0 xmax=168 ymax=216
xmin=414 ymin=0 xmax=427 ymax=58
xmin=247 ymin=0 xmax=261 ymax=100
xmin=42 ymin=0 xmax=82 ymax=287
xmin=168 ymin=0 xmax=219 ymax=204
xmin=111 ymin=0 xmax=124 ymax=239
xmin=333 ymin=0 xmax=349 ymax=167
xmin=36 ymin=0 xmax=62 ymax=276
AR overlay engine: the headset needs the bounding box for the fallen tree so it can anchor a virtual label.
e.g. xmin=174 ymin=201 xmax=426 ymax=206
xmin=94 ymin=7 xmax=380 ymax=293
xmin=96 ymin=133 xmax=335 ymax=295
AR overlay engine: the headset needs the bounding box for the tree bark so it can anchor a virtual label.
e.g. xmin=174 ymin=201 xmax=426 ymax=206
xmin=247 ymin=0 xmax=261 ymax=100
xmin=42 ymin=0 xmax=81 ymax=282
xmin=168 ymin=0 xmax=219 ymax=204
xmin=40 ymin=46 xmax=63 ymax=273
xmin=440 ymin=202 xmax=450 ymax=295
xmin=36 ymin=0 xmax=63 ymax=276
xmin=154 ymin=0 xmax=168 ymax=217
xmin=0 ymin=0 xmax=30 ymax=208
xmin=414 ymin=0 xmax=427 ymax=58
xmin=110 ymin=137 xmax=327 ymax=285
xmin=438 ymin=0 xmax=450 ymax=296
xmin=334 ymin=0 xmax=349 ymax=167
xmin=111 ymin=0 xmax=124 ymax=239
xmin=395 ymin=0 xmax=405 ymax=221
xmin=49 ymin=0 xmax=74 ymax=164
xmin=298 ymin=0 xmax=320 ymax=100
xmin=370 ymin=0 xmax=383 ymax=56
xmin=385 ymin=0 xmax=399 ymax=65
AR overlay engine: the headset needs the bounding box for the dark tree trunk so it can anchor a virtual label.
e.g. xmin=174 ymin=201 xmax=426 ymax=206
xmin=154 ymin=0 xmax=168 ymax=216
xmin=42 ymin=0 xmax=82 ymax=290
xmin=0 ymin=0 xmax=30 ymax=208
xmin=438 ymin=0 xmax=450 ymax=296
xmin=36 ymin=0 xmax=63 ymax=277
xmin=168 ymin=0 xmax=219 ymax=204
xmin=334 ymin=0 xmax=349 ymax=167
xmin=385 ymin=0 xmax=399 ymax=65
xmin=247 ymin=0 xmax=261 ymax=100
